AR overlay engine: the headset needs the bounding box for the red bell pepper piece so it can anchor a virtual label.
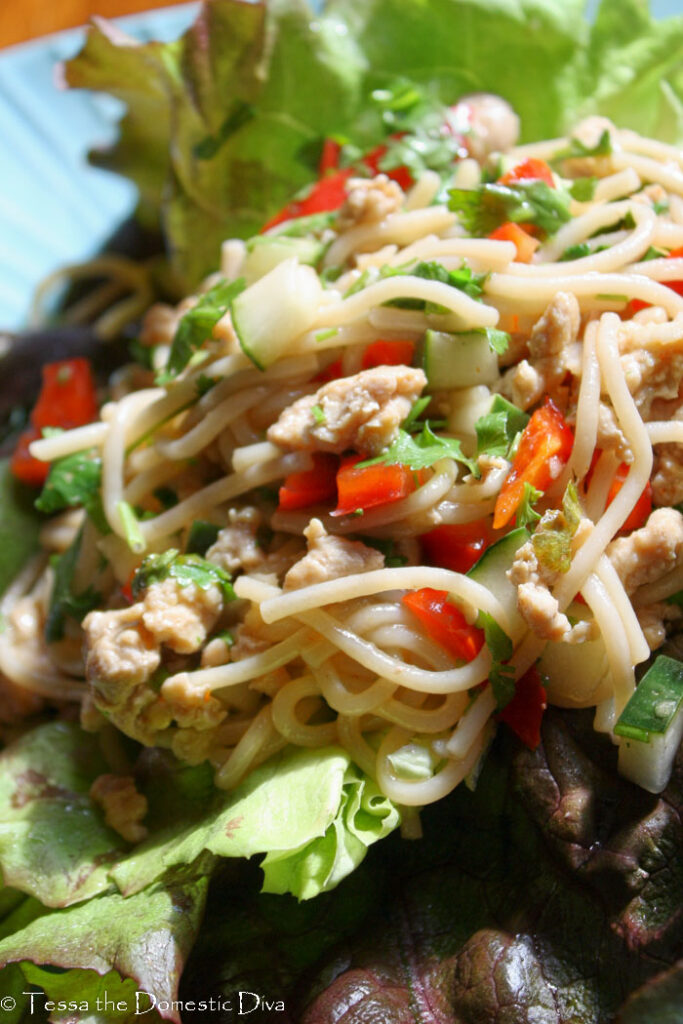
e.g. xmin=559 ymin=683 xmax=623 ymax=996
xmin=361 ymin=339 xmax=415 ymax=370
xmin=333 ymin=455 xmax=422 ymax=516
xmin=493 ymin=397 xmax=574 ymax=530
xmin=488 ymin=221 xmax=539 ymax=263
xmin=362 ymin=143 xmax=414 ymax=191
xmin=319 ymin=138 xmax=342 ymax=175
xmin=11 ymin=357 xmax=98 ymax=487
xmin=313 ymin=358 xmax=344 ymax=384
xmin=627 ymin=245 xmax=683 ymax=313
xmin=606 ymin=462 xmax=653 ymax=533
xmin=278 ymin=453 xmax=339 ymax=511
xmin=402 ymin=587 xmax=485 ymax=662
xmin=261 ymin=168 xmax=353 ymax=232
xmin=420 ymin=521 xmax=490 ymax=574
xmin=498 ymin=157 xmax=555 ymax=189
xmin=498 ymin=664 xmax=547 ymax=749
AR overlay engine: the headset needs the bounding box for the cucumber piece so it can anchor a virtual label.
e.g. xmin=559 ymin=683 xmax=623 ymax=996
xmin=232 ymin=258 xmax=323 ymax=370
xmin=244 ymin=235 xmax=324 ymax=284
xmin=616 ymin=655 xmax=683 ymax=792
xmin=538 ymin=605 xmax=611 ymax=708
xmin=467 ymin=527 xmax=528 ymax=640
xmin=421 ymin=329 xmax=500 ymax=389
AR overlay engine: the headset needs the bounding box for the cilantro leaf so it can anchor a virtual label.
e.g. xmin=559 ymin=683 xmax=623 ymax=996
xmin=478 ymin=611 xmax=516 ymax=709
xmin=35 ymin=449 xmax=109 ymax=534
xmin=568 ymin=177 xmax=598 ymax=202
xmin=516 ymin=482 xmax=543 ymax=528
xmin=166 ymin=277 xmax=245 ymax=377
xmin=132 ymin=550 xmax=235 ymax=602
xmin=449 ymin=180 xmax=571 ymax=238
xmin=185 ymin=520 xmax=221 ymax=556
xmin=359 ymin=536 xmax=408 ymax=568
xmin=485 ymin=328 xmax=511 ymax=355
xmin=475 ymin=397 xmax=529 ymax=459
xmin=46 ymin=529 xmax=101 ymax=643
xmin=550 ymin=129 xmax=612 ymax=167
xmin=358 ymin=423 xmax=477 ymax=474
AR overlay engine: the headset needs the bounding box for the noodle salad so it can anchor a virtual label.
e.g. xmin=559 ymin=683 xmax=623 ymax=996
xmin=5 ymin=104 xmax=683 ymax=835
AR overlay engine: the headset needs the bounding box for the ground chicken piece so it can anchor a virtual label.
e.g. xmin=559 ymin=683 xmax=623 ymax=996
xmin=90 ymin=774 xmax=148 ymax=844
xmin=508 ymin=533 xmax=595 ymax=644
xmin=83 ymin=605 xmax=161 ymax=701
xmin=207 ymin=507 xmax=264 ymax=575
xmin=652 ymin=444 xmax=683 ymax=506
xmin=283 ymin=518 xmax=384 ymax=591
xmin=499 ymin=293 xmax=580 ymax=410
xmin=607 ymin=507 xmax=683 ymax=593
xmin=596 ymin=402 xmax=632 ymax=461
xmin=620 ymin=349 xmax=683 ymax=419
xmin=457 ymin=93 xmax=520 ymax=164
xmin=141 ymin=578 xmax=223 ymax=655
xmin=267 ymin=365 xmax=426 ymax=457
xmin=170 ymin=726 xmax=221 ymax=766
xmin=336 ymin=175 xmax=404 ymax=232
xmin=636 ymin=601 xmax=682 ymax=650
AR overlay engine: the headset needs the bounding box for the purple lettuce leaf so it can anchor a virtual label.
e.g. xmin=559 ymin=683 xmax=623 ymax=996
xmin=179 ymin=711 xmax=682 ymax=1024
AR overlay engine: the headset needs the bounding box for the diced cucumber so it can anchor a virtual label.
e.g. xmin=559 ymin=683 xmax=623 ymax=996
xmin=616 ymin=655 xmax=683 ymax=793
xmin=244 ymin=235 xmax=324 ymax=284
xmin=467 ymin=527 xmax=528 ymax=640
xmin=538 ymin=605 xmax=611 ymax=708
xmin=421 ymin=329 xmax=500 ymax=389
xmin=447 ymin=385 xmax=493 ymax=438
xmin=232 ymin=258 xmax=323 ymax=370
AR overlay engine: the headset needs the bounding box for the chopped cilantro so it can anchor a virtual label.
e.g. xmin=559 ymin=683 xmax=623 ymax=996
xmin=311 ymin=404 xmax=326 ymax=425
xmin=45 ymin=528 xmax=101 ymax=643
xmin=474 ymin=396 xmax=529 ymax=459
xmin=166 ymin=277 xmax=245 ymax=377
xmin=360 ymin=536 xmax=408 ymax=567
xmin=568 ymin=177 xmax=598 ymax=202
xmin=358 ymin=422 xmax=477 ymax=475
xmin=196 ymin=374 xmax=219 ymax=397
xmin=559 ymin=242 xmax=592 ymax=262
xmin=516 ymin=483 xmax=543 ymax=528
xmin=35 ymin=449 xmax=109 ymax=535
xmin=550 ymin=129 xmax=612 ymax=166
xmin=132 ymin=549 xmax=235 ymax=602
xmin=153 ymin=487 xmax=178 ymax=510
xmin=641 ymin=246 xmax=668 ymax=262
xmin=186 ymin=520 xmax=221 ymax=556
xmin=653 ymin=199 xmax=670 ymax=215
xmin=449 ymin=180 xmax=571 ymax=238
xmin=401 ymin=396 xmax=432 ymax=432
xmin=478 ymin=611 xmax=515 ymax=709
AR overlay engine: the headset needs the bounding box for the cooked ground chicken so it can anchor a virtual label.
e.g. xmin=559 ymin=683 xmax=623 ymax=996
xmin=607 ymin=507 xmax=683 ymax=593
xmin=83 ymin=605 xmax=161 ymax=698
xmin=89 ymin=773 xmax=148 ymax=844
xmin=207 ymin=507 xmax=264 ymax=575
xmin=498 ymin=292 xmax=580 ymax=410
xmin=508 ymin=526 xmax=595 ymax=644
xmin=267 ymin=365 xmax=426 ymax=456
xmin=336 ymin=174 xmax=404 ymax=232
xmin=596 ymin=402 xmax=632 ymax=461
xmin=620 ymin=349 xmax=683 ymax=419
xmin=141 ymin=578 xmax=223 ymax=655
xmin=139 ymin=302 xmax=182 ymax=348
xmin=283 ymin=518 xmax=384 ymax=591
xmin=652 ymin=443 xmax=683 ymax=506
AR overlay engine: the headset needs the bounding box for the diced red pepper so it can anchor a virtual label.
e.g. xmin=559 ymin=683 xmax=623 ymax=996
xmin=10 ymin=425 xmax=49 ymax=487
xmin=261 ymin=168 xmax=353 ymax=232
xmin=333 ymin=455 xmax=422 ymax=516
xmin=402 ymin=587 xmax=485 ymax=662
xmin=626 ymin=245 xmax=683 ymax=314
xmin=493 ymin=397 xmax=574 ymax=530
xmin=32 ymin=358 xmax=98 ymax=430
xmin=313 ymin=358 xmax=344 ymax=384
xmin=498 ymin=157 xmax=555 ymax=189
xmin=319 ymin=138 xmax=342 ymax=175
xmin=420 ymin=521 xmax=490 ymax=574
xmin=363 ymin=143 xmax=414 ymax=191
xmin=11 ymin=358 xmax=98 ymax=487
xmin=606 ymin=462 xmax=653 ymax=533
xmin=498 ymin=664 xmax=547 ymax=749
xmin=488 ymin=221 xmax=539 ymax=263
xmin=361 ymin=339 xmax=415 ymax=370
xmin=278 ymin=453 xmax=339 ymax=511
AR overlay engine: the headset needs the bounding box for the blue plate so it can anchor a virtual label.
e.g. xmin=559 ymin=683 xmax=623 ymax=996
xmin=1 ymin=0 xmax=680 ymax=330
xmin=0 ymin=4 xmax=198 ymax=330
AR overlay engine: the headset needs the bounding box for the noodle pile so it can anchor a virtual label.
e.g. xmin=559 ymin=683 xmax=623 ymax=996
xmin=6 ymin=113 xmax=683 ymax=809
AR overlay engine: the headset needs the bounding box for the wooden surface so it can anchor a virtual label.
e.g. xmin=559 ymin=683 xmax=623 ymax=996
xmin=0 ymin=0 xmax=190 ymax=49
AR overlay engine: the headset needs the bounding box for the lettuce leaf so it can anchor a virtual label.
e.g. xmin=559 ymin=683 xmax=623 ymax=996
xmin=64 ymin=0 xmax=683 ymax=292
